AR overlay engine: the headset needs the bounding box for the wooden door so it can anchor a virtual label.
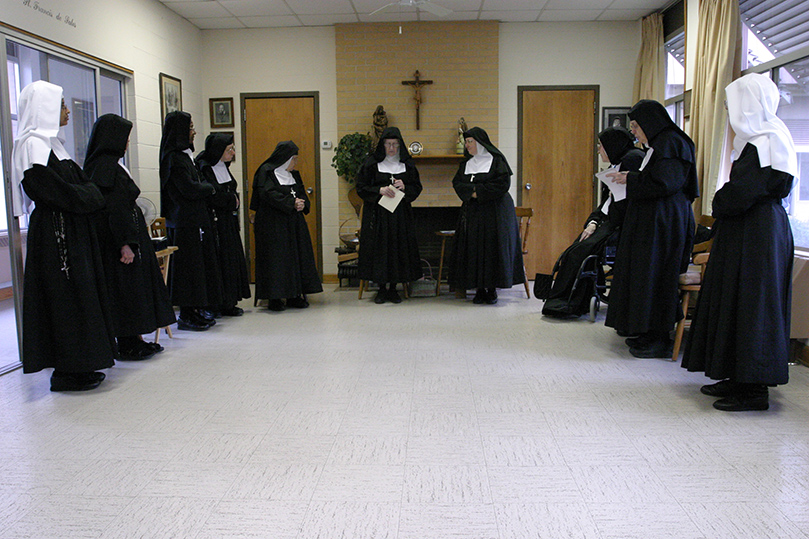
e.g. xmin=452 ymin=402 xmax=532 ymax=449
xmin=518 ymin=87 xmax=598 ymax=275
xmin=242 ymin=94 xmax=320 ymax=281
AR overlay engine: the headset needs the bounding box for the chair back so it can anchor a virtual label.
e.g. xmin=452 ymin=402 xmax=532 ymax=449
xmin=515 ymin=207 xmax=533 ymax=254
xmin=150 ymin=217 xmax=167 ymax=239
xmin=693 ymin=214 xmax=715 ymax=254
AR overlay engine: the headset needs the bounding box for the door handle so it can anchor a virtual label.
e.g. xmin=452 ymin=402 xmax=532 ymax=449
xmin=524 ymin=183 xmax=532 ymax=190
xmin=306 ymin=187 xmax=314 ymax=194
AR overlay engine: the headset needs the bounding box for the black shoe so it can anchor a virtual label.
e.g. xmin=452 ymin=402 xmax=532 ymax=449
xmin=118 ymin=340 xmax=157 ymax=361
xmin=286 ymin=296 xmax=309 ymax=309
xmin=177 ymin=317 xmax=211 ymax=331
xmin=144 ymin=342 xmax=164 ymax=353
xmin=220 ymin=306 xmax=244 ymax=317
xmin=472 ymin=289 xmax=486 ymax=304
xmin=191 ymin=311 xmax=215 ymax=327
xmin=268 ymin=299 xmax=286 ymax=311
xmin=629 ymin=339 xmax=673 ymax=359
xmin=700 ymin=379 xmax=742 ymax=397
xmin=50 ymin=371 xmax=103 ymax=392
xmin=198 ymin=309 xmax=216 ymax=321
xmin=713 ymin=394 xmax=769 ymax=411
xmin=387 ymin=289 xmax=402 ymax=304
xmin=374 ymin=289 xmax=387 ymax=304
xmin=485 ymin=288 xmax=498 ymax=305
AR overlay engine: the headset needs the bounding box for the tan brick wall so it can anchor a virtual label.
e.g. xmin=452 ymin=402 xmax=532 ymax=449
xmin=335 ymin=21 xmax=499 ymax=222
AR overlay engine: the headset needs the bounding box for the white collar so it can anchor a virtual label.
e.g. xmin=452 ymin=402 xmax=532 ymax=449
xmin=274 ymin=156 xmax=296 ymax=185
xmin=377 ymin=155 xmax=405 ymax=174
xmin=464 ymin=144 xmax=493 ymax=174
xmin=212 ymin=160 xmax=232 ymax=184
xmin=118 ymin=158 xmax=132 ymax=179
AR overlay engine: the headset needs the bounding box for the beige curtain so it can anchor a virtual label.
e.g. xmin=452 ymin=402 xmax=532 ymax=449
xmin=690 ymin=0 xmax=741 ymax=216
xmin=633 ymin=13 xmax=665 ymax=103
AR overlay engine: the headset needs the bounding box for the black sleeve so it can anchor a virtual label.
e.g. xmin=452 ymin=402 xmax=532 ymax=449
xmin=255 ymin=168 xmax=296 ymax=214
xmin=21 ymin=164 xmax=105 ymax=214
xmin=201 ymin=167 xmax=239 ymax=211
xmin=403 ymin=164 xmax=422 ymax=204
xmin=169 ymin=154 xmax=215 ymax=201
xmin=356 ymin=161 xmax=383 ymax=204
xmin=296 ymin=174 xmax=311 ymax=215
xmin=713 ymin=144 xmax=794 ymax=218
xmin=626 ymin=157 xmax=689 ymax=200
xmin=99 ymin=170 xmax=139 ymax=250
xmin=452 ymin=163 xmax=474 ymax=202
xmin=474 ymin=159 xmax=511 ymax=202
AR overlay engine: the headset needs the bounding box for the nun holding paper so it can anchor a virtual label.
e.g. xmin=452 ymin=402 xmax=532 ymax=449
xmin=250 ymin=141 xmax=322 ymax=311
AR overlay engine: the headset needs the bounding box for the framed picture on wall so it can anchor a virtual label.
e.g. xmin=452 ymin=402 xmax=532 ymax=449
xmin=602 ymin=107 xmax=631 ymax=131
xmin=159 ymin=73 xmax=182 ymax=123
xmin=210 ymin=97 xmax=235 ymax=128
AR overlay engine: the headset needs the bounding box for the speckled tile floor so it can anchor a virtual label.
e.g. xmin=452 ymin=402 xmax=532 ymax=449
xmin=1 ymin=286 xmax=809 ymax=539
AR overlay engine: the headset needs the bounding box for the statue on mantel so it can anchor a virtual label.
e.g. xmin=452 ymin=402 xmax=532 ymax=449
xmin=372 ymin=105 xmax=388 ymax=146
xmin=456 ymin=117 xmax=468 ymax=154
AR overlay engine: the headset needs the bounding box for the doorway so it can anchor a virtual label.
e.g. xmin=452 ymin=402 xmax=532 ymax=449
xmin=518 ymin=86 xmax=599 ymax=275
xmin=241 ymin=93 xmax=321 ymax=281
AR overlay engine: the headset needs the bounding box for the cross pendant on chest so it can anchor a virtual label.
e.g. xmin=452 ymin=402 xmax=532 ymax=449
xmin=290 ymin=188 xmax=297 ymax=198
xmin=470 ymin=174 xmax=475 ymax=182
xmin=389 ymin=175 xmax=397 ymax=185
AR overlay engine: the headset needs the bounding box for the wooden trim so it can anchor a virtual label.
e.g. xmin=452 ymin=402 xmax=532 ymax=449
xmin=0 ymin=21 xmax=133 ymax=75
xmin=0 ymin=286 xmax=12 ymax=301
xmin=790 ymin=340 xmax=809 ymax=367
xmin=322 ymin=274 xmax=339 ymax=284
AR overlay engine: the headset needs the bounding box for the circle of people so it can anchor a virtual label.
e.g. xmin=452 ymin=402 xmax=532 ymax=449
xmin=10 ymin=74 xmax=796 ymax=413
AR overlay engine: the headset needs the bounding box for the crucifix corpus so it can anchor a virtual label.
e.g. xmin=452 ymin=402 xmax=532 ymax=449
xmin=401 ymin=70 xmax=433 ymax=130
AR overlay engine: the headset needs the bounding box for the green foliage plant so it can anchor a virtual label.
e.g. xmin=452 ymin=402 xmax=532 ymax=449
xmin=331 ymin=132 xmax=373 ymax=185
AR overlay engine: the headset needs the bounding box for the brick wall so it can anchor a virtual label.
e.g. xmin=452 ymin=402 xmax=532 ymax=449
xmin=334 ymin=21 xmax=499 ymax=223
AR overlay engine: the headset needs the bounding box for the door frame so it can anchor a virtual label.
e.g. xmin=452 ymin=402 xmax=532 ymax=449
xmin=239 ymin=91 xmax=322 ymax=277
xmin=516 ymin=85 xmax=600 ymax=210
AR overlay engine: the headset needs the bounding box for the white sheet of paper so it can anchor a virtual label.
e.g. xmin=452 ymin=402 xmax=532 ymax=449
xmin=596 ymin=166 xmax=627 ymax=202
xmin=378 ymin=187 xmax=404 ymax=213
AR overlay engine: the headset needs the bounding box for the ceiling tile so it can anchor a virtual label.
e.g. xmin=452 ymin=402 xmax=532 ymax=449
xmin=285 ymin=0 xmax=357 ymax=15
xmin=482 ymin=0 xmax=548 ymax=9
xmin=418 ymin=10 xmax=480 ymax=21
xmin=189 ymin=16 xmax=247 ymax=29
xmin=544 ymin=0 xmax=611 ymax=8
xmin=239 ymin=15 xmax=302 ymax=28
xmin=163 ymin=1 xmax=230 ymax=18
xmin=219 ymin=0 xmax=292 ymax=17
xmin=609 ymin=0 xmax=666 ymax=9
xmin=357 ymin=11 xmax=420 ymax=22
xmin=299 ymin=13 xmax=362 ymax=25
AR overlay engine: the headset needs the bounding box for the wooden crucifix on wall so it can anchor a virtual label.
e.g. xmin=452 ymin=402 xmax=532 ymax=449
xmin=401 ymin=70 xmax=433 ymax=130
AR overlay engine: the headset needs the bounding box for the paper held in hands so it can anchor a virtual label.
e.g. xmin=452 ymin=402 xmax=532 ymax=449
xmin=596 ymin=166 xmax=626 ymax=202
xmin=378 ymin=187 xmax=404 ymax=213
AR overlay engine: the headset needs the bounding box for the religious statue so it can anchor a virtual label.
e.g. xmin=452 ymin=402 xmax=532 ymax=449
xmin=456 ymin=117 xmax=468 ymax=154
xmin=372 ymin=105 xmax=388 ymax=146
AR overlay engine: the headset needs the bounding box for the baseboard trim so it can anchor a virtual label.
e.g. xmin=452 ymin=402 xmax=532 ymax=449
xmin=0 ymin=287 xmax=12 ymax=301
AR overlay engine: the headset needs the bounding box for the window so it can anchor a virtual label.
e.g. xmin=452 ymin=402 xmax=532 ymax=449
xmin=740 ymin=0 xmax=809 ymax=249
xmin=663 ymin=1 xmax=686 ymax=130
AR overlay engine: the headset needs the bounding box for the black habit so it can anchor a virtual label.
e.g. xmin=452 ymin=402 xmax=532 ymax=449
xmin=159 ymin=111 xmax=223 ymax=308
xmin=543 ymin=127 xmax=645 ymax=318
xmin=605 ymin=101 xmax=698 ymax=337
xmin=84 ymin=114 xmax=176 ymax=338
xmin=249 ymin=141 xmax=322 ymax=301
xmin=356 ymin=127 xmax=423 ymax=284
xmin=449 ymin=127 xmax=524 ymax=291
xmin=683 ymin=144 xmax=793 ymax=385
xmin=21 ymin=154 xmax=117 ymax=373
xmin=196 ymin=133 xmax=251 ymax=308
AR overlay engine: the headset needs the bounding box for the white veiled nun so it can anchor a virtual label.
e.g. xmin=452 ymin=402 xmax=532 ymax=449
xmin=464 ymin=137 xmax=494 ymax=175
xmin=274 ymin=155 xmax=297 ymax=185
xmin=726 ymin=73 xmax=797 ymax=177
xmin=10 ymin=80 xmax=71 ymax=216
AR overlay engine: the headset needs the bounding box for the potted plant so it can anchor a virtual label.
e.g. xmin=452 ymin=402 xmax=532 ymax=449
xmin=331 ymin=132 xmax=373 ymax=185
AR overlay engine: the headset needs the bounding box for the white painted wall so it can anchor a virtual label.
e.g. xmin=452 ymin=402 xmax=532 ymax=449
xmin=1 ymin=0 xmax=203 ymax=206
xmin=199 ymin=27 xmax=340 ymax=273
xmin=498 ymin=21 xmax=641 ymax=199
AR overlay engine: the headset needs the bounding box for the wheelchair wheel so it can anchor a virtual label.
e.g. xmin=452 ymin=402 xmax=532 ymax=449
xmin=589 ymin=296 xmax=599 ymax=322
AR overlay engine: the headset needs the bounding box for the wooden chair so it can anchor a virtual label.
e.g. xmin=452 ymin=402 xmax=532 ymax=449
xmin=434 ymin=230 xmax=455 ymax=295
xmin=150 ymin=217 xmax=167 ymax=239
xmin=153 ymin=246 xmax=178 ymax=343
xmin=671 ymin=251 xmax=710 ymax=362
xmin=515 ymin=206 xmax=533 ymax=299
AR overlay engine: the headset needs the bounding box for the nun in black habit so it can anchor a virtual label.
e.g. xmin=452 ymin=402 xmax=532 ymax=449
xmin=604 ymin=100 xmax=698 ymax=358
xmin=449 ymin=127 xmax=524 ymax=304
xmin=356 ymin=127 xmax=423 ymax=304
xmin=683 ymin=73 xmax=796 ymax=411
xmin=542 ymin=126 xmax=645 ymax=318
xmin=159 ymin=111 xmax=222 ymax=330
xmin=84 ymin=113 xmax=176 ymax=360
xmin=11 ymin=80 xmax=116 ymax=391
xmin=250 ymin=141 xmax=322 ymax=311
xmin=196 ymin=133 xmax=251 ymax=316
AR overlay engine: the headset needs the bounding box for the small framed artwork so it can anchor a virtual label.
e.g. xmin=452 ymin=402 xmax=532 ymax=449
xmin=159 ymin=73 xmax=182 ymax=123
xmin=602 ymin=107 xmax=631 ymax=131
xmin=210 ymin=97 xmax=235 ymax=128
